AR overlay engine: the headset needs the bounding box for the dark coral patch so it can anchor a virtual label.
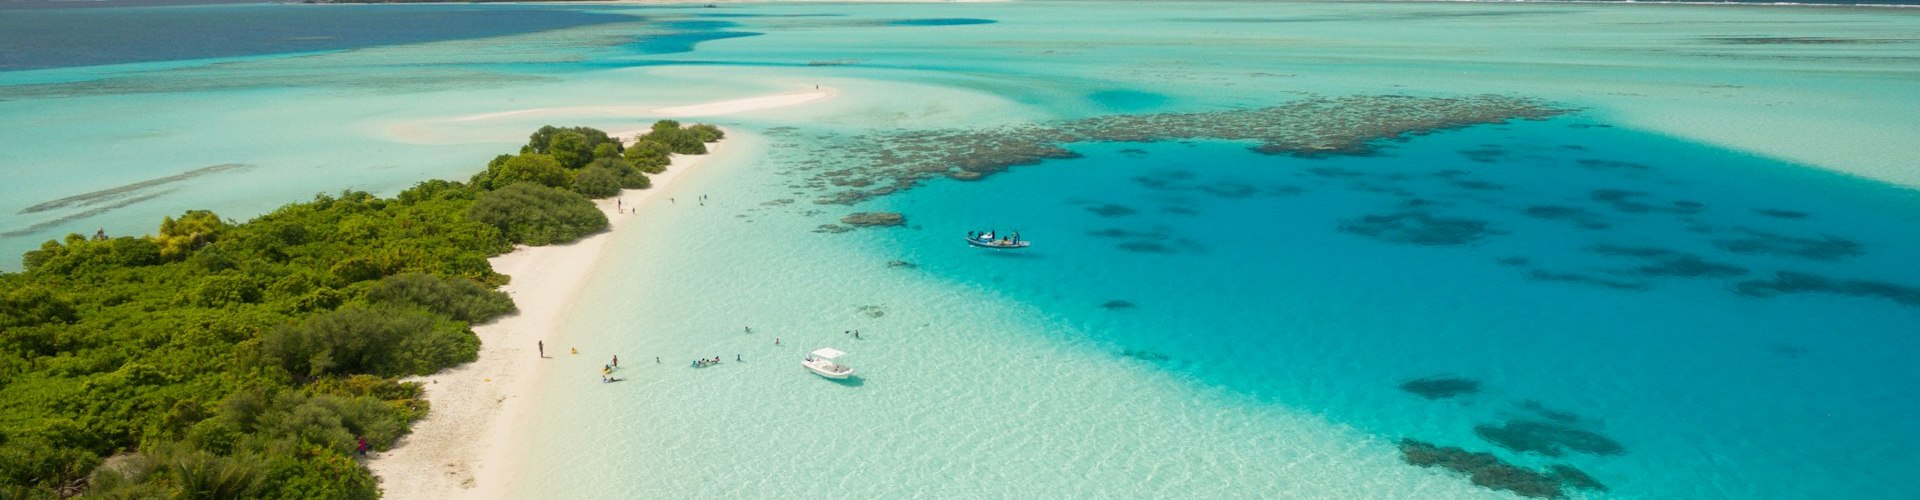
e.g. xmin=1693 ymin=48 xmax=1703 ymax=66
xmin=1523 ymin=205 xmax=1608 ymax=230
xmin=1575 ymin=159 xmax=1652 ymax=171
xmin=1548 ymin=465 xmax=1608 ymax=493
xmin=1120 ymin=349 xmax=1171 ymax=362
xmin=1590 ymin=189 xmax=1655 ymax=213
xmin=1527 ymin=270 xmax=1648 ymax=291
xmin=1340 ymin=211 xmax=1495 ymax=246
xmin=1200 ymin=181 xmax=1260 ymax=198
xmin=841 ymin=211 xmax=906 ymax=227
xmin=1587 ymin=245 xmax=1748 ymax=278
xmin=1399 ymin=439 xmax=1601 ymax=499
xmin=1735 ymin=271 xmax=1920 ymax=307
xmin=1474 ymin=420 xmax=1625 ymax=457
xmin=1400 ymin=376 xmax=1481 ymax=400
xmin=1636 ymin=255 xmax=1748 ymax=278
xmin=1086 ymin=204 xmax=1138 ymax=217
xmin=1713 ymin=228 xmax=1862 ymax=261
xmin=1459 ymin=146 xmax=1508 ymax=163
xmin=1588 ymin=189 xmax=1703 ymax=215
xmin=1266 ymin=185 xmax=1306 ymax=197
xmin=1588 ymin=245 xmax=1674 ymax=258
xmin=1452 ymin=180 xmax=1504 ymax=191
xmin=1754 ymin=208 xmax=1810 ymax=219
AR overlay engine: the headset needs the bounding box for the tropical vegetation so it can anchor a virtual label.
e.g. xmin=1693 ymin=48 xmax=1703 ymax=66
xmin=0 ymin=121 xmax=717 ymax=498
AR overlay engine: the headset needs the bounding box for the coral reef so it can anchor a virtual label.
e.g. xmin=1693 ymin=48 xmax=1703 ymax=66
xmin=1753 ymin=208 xmax=1809 ymax=219
xmin=1474 ymin=419 xmax=1625 ymax=457
xmin=840 ymin=211 xmax=906 ymax=227
xmin=1340 ymin=211 xmax=1495 ymax=246
xmin=1736 ymin=271 xmax=1920 ymax=307
xmin=1086 ymin=204 xmax=1138 ymax=217
xmin=1713 ymin=228 xmax=1862 ymax=261
xmin=1522 ymin=204 xmax=1609 ymax=231
xmin=788 ymin=94 xmax=1565 ymax=205
xmin=1400 ymin=376 xmax=1481 ymax=400
xmin=1399 ymin=439 xmax=1604 ymax=499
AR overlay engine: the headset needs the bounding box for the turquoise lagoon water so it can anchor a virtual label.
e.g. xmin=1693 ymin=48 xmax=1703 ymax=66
xmin=4 ymin=2 xmax=1920 ymax=498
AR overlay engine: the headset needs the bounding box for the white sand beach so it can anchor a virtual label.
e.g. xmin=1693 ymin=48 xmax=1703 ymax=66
xmin=651 ymin=87 xmax=838 ymax=117
xmin=386 ymin=87 xmax=836 ymax=146
xmin=365 ymin=135 xmax=726 ymax=500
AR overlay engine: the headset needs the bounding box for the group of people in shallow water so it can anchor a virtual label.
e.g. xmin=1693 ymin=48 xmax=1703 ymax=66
xmin=691 ymin=356 xmax=723 ymax=368
xmin=600 ymin=355 xmax=623 ymax=383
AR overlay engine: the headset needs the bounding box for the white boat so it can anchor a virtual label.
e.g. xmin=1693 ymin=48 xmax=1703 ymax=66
xmin=802 ymin=348 xmax=853 ymax=379
xmin=965 ymin=231 xmax=1031 ymax=249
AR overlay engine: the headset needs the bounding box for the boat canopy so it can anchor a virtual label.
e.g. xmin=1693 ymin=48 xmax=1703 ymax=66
xmin=810 ymin=348 xmax=847 ymax=359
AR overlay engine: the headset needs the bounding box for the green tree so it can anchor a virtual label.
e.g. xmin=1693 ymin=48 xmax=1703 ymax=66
xmin=470 ymin=153 xmax=569 ymax=190
xmin=0 ymin=285 xmax=77 ymax=329
xmin=547 ymin=132 xmax=592 ymax=170
xmin=260 ymin=305 xmax=478 ymax=379
xmin=572 ymin=165 xmax=622 ymax=198
xmin=366 ymin=273 xmax=516 ymax=324
xmin=623 ymin=140 xmax=672 ymax=174
xmin=687 ymin=124 xmax=725 ymax=143
xmin=466 ymin=183 xmax=608 ymax=246
xmin=155 ymin=210 xmax=227 ymax=261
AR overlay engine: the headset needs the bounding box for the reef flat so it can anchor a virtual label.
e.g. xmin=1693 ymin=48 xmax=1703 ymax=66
xmin=782 ymin=94 xmax=1565 ymax=205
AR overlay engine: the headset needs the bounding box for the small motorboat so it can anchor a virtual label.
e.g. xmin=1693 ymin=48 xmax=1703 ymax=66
xmin=964 ymin=231 xmax=1031 ymax=249
xmin=802 ymin=348 xmax=853 ymax=380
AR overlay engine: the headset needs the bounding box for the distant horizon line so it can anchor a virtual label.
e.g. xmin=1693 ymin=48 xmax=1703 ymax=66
xmin=6 ymin=0 xmax=1920 ymax=9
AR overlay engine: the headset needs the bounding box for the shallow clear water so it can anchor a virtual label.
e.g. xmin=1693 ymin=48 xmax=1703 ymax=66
xmin=0 ymin=4 xmax=630 ymax=71
xmin=4 ymin=2 xmax=1919 ymax=498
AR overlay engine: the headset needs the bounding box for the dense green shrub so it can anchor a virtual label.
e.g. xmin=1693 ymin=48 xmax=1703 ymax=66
xmin=572 ymin=164 xmax=623 ymax=198
xmin=585 ymin=157 xmax=650 ymax=190
xmin=156 ymin=210 xmax=228 ymax=261
xmin=646 ymin=121 xmax=708 ymax=155
xmin=261 ymin=305 xmax=478 ymax=379
xmin=524 ymin=125 xmax=618 ymax=158
xmin=0 ymin=285 xmax=77 ymax=329
xmin=469 ymin=153 xmax=569 ymax=191
xmin=688 ymin=123 xmax=725 ymax=143
xmin=623 ymin=140 xmax=672 ymax=174
xmin=466 ymin=183 xmax=608 ymax=246
xmin=365 ymin=273 xmax=516 ymax=324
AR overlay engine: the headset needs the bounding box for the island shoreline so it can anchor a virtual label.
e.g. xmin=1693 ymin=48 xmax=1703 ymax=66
xmin=365 ymin=136 xmax=728 ymax=499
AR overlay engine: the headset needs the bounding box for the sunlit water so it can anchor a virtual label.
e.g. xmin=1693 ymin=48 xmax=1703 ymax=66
xmin=3 ymin=2 xmax=1918 ymax=498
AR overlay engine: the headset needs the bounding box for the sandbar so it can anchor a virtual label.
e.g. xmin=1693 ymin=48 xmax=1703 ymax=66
xmin=365 ymin=135 xmax=727 ymax=500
